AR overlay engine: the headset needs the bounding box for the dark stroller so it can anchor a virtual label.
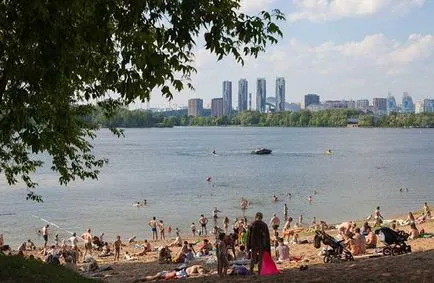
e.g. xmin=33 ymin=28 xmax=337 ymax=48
xmin=314 ymin=230 xmax=354 ymax=263
xmin=375 ymin=227 xmax=411 ymax=256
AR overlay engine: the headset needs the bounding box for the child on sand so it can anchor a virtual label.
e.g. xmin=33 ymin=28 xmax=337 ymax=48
xmin=159 ymin=220 xmax=166 ymax=240
xmin=191 ymin=222 xmax=197 ymax=237
xmin=114 ymin=235 xmax=122 ymax=262
xmin=424 ymin=202 xmax=431 ymax=218
xmin=373 ymin=206 xmax=384 ymax=227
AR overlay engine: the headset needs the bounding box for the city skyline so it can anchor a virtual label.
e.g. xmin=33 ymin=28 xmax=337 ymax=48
xmin=187 ymin=82 xmax=424 ymax=114
xmin=142 ymin=0 xmax=434 ymax=109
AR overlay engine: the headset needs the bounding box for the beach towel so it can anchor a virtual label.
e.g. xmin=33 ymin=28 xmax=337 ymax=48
xmin=260 ymin=251 xmax=279 ymax=276
xmin=290 ymin=256 xmax=303 ymax=262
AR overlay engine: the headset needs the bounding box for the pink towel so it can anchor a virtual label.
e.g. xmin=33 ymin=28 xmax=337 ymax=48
xmin=260 ymin=251 xmax=280 ymax=276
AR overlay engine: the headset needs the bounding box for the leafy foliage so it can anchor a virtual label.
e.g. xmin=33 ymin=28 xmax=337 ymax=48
xmin=0 ymin=255 xmax=96 ymax=282
xmin=0 ymin=0 xmax=284 ymax=199
xmin=90 ymin=108 xmax=434 ymax=128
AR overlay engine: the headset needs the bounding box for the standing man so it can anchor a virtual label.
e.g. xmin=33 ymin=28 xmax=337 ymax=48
xmin=81 ymin=228 xmax=93 ymax=261
xmin=269 ymin=214 xmax=281 ymax=234
xmin=68 ymin=232 xmax=80 ymax=263
xmin=148 ymin=217 xmax=158 ymax=241
xmin=247 ymin=212 xmax=270 ymax=275
xmin=42 ymin=224 xmax=49 ymax=248
xmin=199 ymin=214 xmax=208 ymax=236
xmin=283 ymin=203 xmax=288 ymax=220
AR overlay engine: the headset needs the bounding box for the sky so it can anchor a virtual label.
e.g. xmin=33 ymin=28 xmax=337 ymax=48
xmin=145 ymin=0 xmax=434 ymax=109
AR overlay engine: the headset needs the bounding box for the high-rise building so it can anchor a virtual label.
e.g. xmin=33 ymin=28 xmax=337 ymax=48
xmin=222 ymin=81 xmax=232 ymax=116
xmin=415 ymin=102 xmax=424 ymax=114
xmin=346 ymin=100 xmax=356 ymax=109
xmin=238 ymin=79 xmax=248 ymax=112
xmin=401 ymin=92 xmax=415 ymax=113
xmin=248 ymin=93 xmax=252 ymax=111
xmin=424 ymin=99 xmax=434 ymax=113
xmin=356 ymin=99 xmax=370 ymax=112
xmin=211 ymin=98 xmax=223 ymax=117
xmin=256 ymin=78 xmax=266 ymax=113
xmin=373 ymin=98 xmax=387 ymax=114
xmin=275 ymin=77 xmax=285 ymax=112
xmin=187 ymin=98 xmax=203 ymax=117
xmin=304 ymin=94 xmax=320 ymax=108
xmin=386 ymin=93 xmax=397 ymax=114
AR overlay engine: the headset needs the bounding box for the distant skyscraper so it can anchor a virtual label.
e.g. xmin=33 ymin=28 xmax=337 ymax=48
xmin=256 ymin=78 xmax=266 ymax=113
xmin=275 ymin=77 xmax=285 ymax=112
xmin=211 ymin=98 xmax=223 ymax=117
xmin=304 ymin=94 xmax=320 ymax=108
xmin=386 ymin=93 xmax=397 ymax=114
xmin=373 ymin=98 xmax=387 ymax=114
xmin=238 ymin=79 xmax=248 ymax=112
xmin=401 ymin=92 xmax=415 ymax=113
xmin=424 ymin=99 xmax=434 ymax=113
xmin=222 ymin=81 xmax=232 ymax=116
xmin=415 ymin=102 xmax=424 ymax=114
xmin=248 ymin=93 xmax=252 ymax=111
xmin=356 ymin=99 xmax=370 ymax=112
xmin=188 ymin=98 xmax=203 ymax=117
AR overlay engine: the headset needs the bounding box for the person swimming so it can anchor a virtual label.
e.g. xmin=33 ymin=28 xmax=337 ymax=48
xmin=206 ymin=176 xmax=212 ymax=182
xmin=272 ymin=195 xmax=279 ymax=202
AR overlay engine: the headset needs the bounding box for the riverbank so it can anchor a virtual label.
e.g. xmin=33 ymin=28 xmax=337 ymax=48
xmin=4 ymin=208 xmax=433 ymax=282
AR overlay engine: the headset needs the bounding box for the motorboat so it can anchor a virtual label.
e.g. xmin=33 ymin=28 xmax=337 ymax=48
xmin=252 ymin=148 xmax=272 ymax=155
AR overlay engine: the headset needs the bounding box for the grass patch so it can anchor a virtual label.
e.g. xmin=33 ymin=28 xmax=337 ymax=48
xmin=0 ymin=254 xmax=96 ymax=283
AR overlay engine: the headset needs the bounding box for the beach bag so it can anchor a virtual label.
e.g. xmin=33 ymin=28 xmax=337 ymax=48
xmin=260 ymin=251 xmax=279 ymax=276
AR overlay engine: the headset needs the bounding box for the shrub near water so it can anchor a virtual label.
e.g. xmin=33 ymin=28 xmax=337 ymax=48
xmin=0 ymin=255 xmax=95 ymax=283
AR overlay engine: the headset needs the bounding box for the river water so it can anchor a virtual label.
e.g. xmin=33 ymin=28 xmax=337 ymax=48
xmin=1 ymin=127 xmax=433 ymax=247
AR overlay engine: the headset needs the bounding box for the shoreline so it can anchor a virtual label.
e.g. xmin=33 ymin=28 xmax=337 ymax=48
xmin=1 ymin=202 xmax=430 ymax=249
xmin=3 ymin=208 xmax=434 ymax=283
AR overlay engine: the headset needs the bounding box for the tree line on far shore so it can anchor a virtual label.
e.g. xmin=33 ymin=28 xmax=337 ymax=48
xmin=87 ymin=108 xmax=434 ymax=128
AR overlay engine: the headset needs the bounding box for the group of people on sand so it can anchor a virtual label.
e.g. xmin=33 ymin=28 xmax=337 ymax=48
xmin=148 ymin=216 xmax=171 ymax=241
xmin=334 ymin=203 xmax=433 ymax=256
xmin=1 ymin=199 xmax=433 ymax=281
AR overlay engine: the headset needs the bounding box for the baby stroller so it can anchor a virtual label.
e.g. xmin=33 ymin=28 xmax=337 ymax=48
xmin=314 ymin=230 xmax=353 ymax=263
xmin=375 ymin=227 xmax=411 ymax=256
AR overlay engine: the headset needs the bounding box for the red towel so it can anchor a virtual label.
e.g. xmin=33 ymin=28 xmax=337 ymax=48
xmin=260 ymin=251 xmax=280 ymax=276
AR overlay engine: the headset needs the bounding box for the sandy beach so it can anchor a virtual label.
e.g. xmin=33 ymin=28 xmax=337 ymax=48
xmin=10 ymin=209 xmax=434 ymax=283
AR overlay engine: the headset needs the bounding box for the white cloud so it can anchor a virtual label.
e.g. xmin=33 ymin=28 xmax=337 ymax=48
xmin=267 ymin=33 xmax=434 ymax=78
xmin=288 ymin=0 xmax=426 ymax=22
xmin=239 ymin=0 xmax=277 ymax=13
xmin=148 ymin=33 xmax=434 ymax=108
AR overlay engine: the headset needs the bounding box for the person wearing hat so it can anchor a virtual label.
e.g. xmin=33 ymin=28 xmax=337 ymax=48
xmin=247 ymin=212 xmax=271 ymax=274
